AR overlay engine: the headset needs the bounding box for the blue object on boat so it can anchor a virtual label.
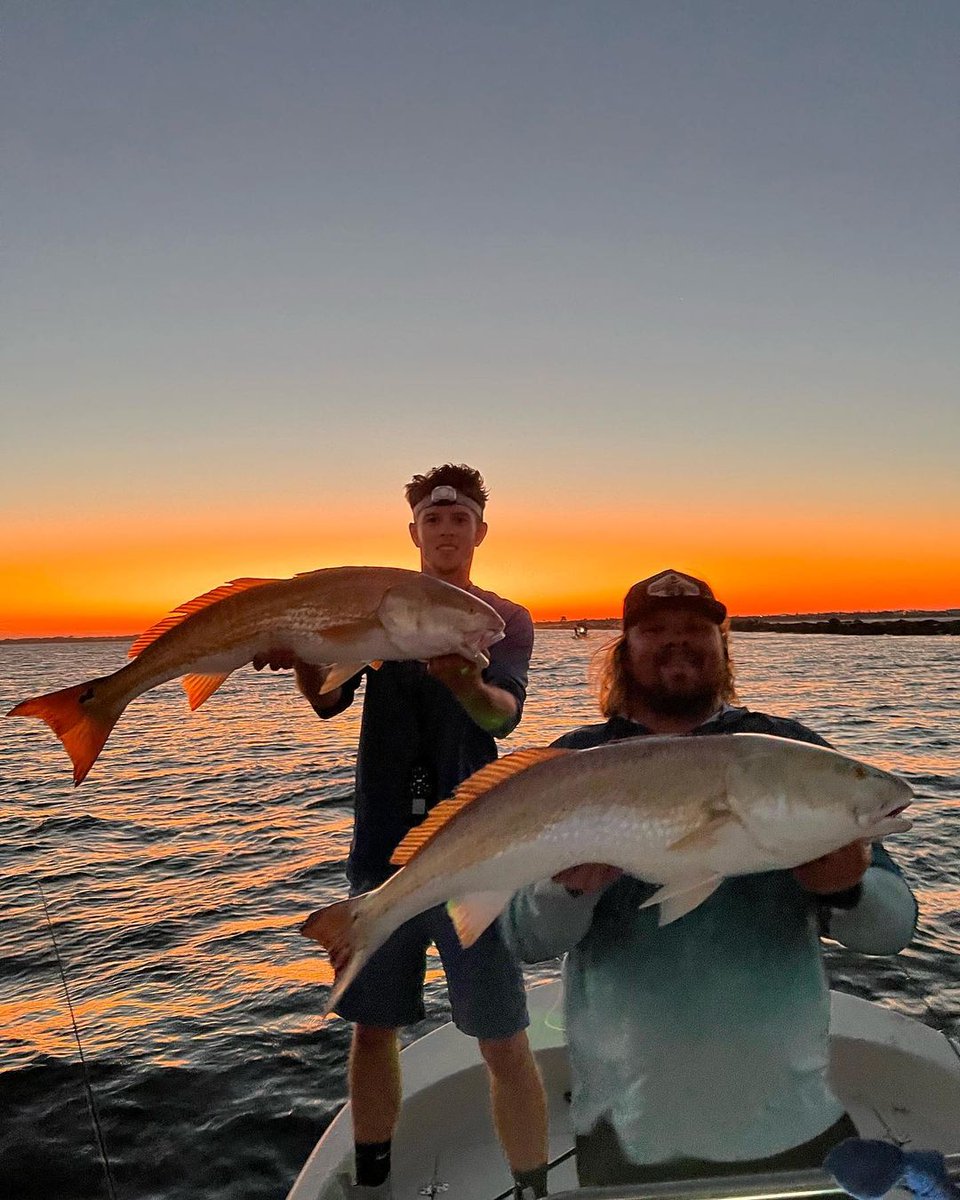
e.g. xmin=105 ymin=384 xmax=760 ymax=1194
xmin=824 ymin=1137 xmax=960 ymax=1200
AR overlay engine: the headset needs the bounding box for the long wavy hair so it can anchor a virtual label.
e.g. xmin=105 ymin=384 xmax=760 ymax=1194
xmin=591 ymin=622 xmax=738 ymax=719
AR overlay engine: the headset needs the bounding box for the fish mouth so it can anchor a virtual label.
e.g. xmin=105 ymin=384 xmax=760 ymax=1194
xmin=460 ymin=629 xmax=503 ymax=665
xmin=856 ymin=799 xmax=912 ymax=832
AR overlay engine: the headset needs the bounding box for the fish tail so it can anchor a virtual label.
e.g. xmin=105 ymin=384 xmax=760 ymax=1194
xmin=300 ymin=896 xmax=371 ymax=1015
xmin=6 ymin=679 xmax=122 ymax=786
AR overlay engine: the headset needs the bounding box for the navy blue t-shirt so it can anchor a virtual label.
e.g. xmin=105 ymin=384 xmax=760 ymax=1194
xmin=329 ymin=584 xmax=533 ymax=888
xmin=553 ymin=707 xmax=832 ymax=751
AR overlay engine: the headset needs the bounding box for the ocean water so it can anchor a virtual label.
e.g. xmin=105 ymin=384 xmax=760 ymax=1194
xmin=1 ymin=630 xmax=958 ymax=1200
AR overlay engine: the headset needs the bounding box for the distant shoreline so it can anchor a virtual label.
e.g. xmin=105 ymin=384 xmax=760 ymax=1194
xmin=0 ymin=634 xmax=137 ymax=645
xmin=4 ymin=611 xmax=959 ymax=644
xmin=538 ymin=610 xmax=960 ymax=636
xmin=729 ymin=616 xmax=960 ymax=636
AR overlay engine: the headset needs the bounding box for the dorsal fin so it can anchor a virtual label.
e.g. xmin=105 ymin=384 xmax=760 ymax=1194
xmin=389 ymin=747 xmax=570 ymax=868
xmin=128 ymin=578 xmax=278 ymax=657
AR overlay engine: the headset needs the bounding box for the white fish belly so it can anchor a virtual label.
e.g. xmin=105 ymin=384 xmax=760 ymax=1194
xmin=366 ymin=809 xmax=688 ymax=934
xmin=152 ymin=629 xmax=403 ymax=681
xmin=281 ymin=628 xmax=403 ymax=665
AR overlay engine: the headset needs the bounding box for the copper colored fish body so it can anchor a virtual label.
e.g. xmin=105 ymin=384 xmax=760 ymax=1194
xmin=301 ymin=733 xmax=913 ymax=1015
xmin=6 ymin=566 xmax=504 ymax=784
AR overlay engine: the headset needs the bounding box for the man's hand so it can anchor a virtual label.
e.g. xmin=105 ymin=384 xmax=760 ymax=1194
xmin=424 ymin=653 xmax=518 ymax=735
xmin=252 ymin=651 xmax=342 ymax=712
xmin=426 ymin=653 xmax=483 ymax=692
xmin=792 ymin=840 xmax=870 ymax=895
xmin=553 ymin=864 xmax=623 ymax=894
xmin=252 ymin=648 xmax=298 ymax=671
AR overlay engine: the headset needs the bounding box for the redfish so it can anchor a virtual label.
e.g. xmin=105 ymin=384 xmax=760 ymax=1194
xmin=301 ymin=733 xmax=912 ymax=1015
xmin=7 ymin=566 xmax=504 ymax=785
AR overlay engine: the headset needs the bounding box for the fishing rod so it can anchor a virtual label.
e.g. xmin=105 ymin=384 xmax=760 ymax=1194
xmin=38 ymin=882 xmax=118 ymax=1200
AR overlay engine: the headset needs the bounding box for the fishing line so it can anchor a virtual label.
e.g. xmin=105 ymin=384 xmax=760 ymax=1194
xmin=489 ymin=1146 xmax=577 ymax=1200
xmin=37 ymin=882 xmax=118 ymax=1200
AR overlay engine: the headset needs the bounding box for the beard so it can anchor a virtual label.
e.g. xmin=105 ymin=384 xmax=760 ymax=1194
xmin=629 ymin=647 xmax=727 ymax=722
xmin=632 ymin=681 xmax=720 ymax=722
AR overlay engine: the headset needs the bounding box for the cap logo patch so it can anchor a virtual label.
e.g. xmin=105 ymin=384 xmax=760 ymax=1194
xmin=647 ymin=571 xmax=701 ymax=598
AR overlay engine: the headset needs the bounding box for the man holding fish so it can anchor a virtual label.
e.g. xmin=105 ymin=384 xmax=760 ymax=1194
xmin=259 ymin=465 xmax=549 ymax=1200
xmin=7 ymin=462 xmax=548 ymax=1197
xmin=499 ymin=569 xmax=918 ymax=1187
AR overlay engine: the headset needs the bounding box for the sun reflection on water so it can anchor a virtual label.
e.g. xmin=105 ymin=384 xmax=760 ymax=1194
xmin=2 ymin=631 xmax=959 ymax=1081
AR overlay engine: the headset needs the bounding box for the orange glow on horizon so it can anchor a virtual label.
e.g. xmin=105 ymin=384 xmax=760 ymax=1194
xmin=1 ymin=500 xmax=957 ymax=637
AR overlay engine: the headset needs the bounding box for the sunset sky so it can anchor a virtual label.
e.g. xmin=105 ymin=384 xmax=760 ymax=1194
xmin=3 ymin=2 xmax=958 ymax=637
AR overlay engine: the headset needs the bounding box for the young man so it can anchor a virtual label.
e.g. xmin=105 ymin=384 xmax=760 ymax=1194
xmin=258 ymin=465 xmax=548 ymax=1200
xmin=500 ymin=568 xmax=917 ymax=1187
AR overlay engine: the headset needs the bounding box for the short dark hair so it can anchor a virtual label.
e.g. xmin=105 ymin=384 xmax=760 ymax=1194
xmin=404 ymin=463 xmax=489 ymax=515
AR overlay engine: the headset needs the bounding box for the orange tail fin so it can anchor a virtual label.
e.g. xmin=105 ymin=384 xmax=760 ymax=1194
xmin=7 ymin=681 xmax=120 ymax=786
xmin=300 ymin=896 xmax=358 ymax=951
xmin=300 ymin=896 xmax=370 ymax=1016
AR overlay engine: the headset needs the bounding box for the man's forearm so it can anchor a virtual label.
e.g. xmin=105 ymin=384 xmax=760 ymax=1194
xmin=424 ymin=655 xmax=524 ymax=735
xmin=454 ymin=679 xmax=519 ymax=735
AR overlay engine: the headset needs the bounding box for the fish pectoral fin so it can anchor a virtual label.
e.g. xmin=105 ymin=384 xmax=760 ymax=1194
xmin=447 ymin=890 xmax=515 ymax=948
xmin=182 ymin=672 xmax=232 ymax=711
xmin=640 ymin=874 xmax=722 ymax=926
xmin=319 ymin=662 xmax=370 ymax=693
xmin=665 ymin=810 xmax=732 ymax=853
xmin=319 ymin=619 xmax=380 ymax=643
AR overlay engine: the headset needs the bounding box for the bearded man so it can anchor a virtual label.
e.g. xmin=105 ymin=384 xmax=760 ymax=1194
xmin=500 ymin=569 xmax=917 ymax=1188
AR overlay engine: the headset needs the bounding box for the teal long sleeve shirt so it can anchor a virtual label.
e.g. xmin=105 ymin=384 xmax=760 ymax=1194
xmin=499 ymin=710 xmax=918 ymax=1166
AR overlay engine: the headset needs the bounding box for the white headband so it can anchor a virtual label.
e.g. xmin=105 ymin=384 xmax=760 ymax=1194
xmin=412 ymin=485 xmax=484 ymax=521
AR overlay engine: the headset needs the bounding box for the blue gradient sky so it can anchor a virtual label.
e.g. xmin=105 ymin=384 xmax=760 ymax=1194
xmin=2 ymin=2 xmax=958 ymax=630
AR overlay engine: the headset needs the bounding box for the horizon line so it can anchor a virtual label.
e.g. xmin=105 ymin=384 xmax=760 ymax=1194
xmin=3 ymin=606 xmax=959 ymax=644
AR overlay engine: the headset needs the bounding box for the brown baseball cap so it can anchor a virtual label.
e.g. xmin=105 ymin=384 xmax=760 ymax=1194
xmin=623 ymin=569 xmax=727 ymax=627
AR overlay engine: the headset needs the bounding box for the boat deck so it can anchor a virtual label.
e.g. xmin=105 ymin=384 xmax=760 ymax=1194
xmin=287 ymin=983 xmax=960 ymax=1200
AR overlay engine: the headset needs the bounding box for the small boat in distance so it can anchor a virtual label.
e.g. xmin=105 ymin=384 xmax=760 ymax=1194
xmin=573 ymin=624 xmax=588 ymax=639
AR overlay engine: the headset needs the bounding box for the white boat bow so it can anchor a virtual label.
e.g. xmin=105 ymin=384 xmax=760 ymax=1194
xmin=286 ymin=980 xmax=960 ymax=1200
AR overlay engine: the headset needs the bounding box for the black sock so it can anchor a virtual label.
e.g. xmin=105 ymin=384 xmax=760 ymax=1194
xmin=512 ymin=1162 xmax=548 ymax=1198
xmin=355 ymin=1140 xmax=392 ymax=1187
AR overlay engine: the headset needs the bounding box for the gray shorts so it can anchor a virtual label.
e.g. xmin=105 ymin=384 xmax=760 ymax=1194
xmin=332 ymin=896 xmax=529 ymax=1041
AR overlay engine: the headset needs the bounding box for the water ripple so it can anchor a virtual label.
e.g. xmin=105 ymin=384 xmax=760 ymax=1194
xmin=2 ymin=632 xmax=959 ymax=1199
